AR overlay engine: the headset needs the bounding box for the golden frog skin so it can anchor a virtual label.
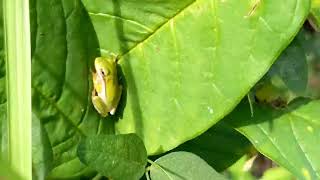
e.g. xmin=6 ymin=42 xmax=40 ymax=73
xmin=92 ymin=57 xmax=122 ymax=117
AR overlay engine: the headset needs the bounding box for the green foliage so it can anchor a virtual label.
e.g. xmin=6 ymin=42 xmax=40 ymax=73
xmin=77 ymin=134 xmax=147 ymax=180
xmin=1 ymin=0 xmax=319 ymax=179
xmin=227 ymin=99 xmax=320 ymax=179
xmin=149 ymin=152 xmax=227 ymax=180
xmin=83 ymin=0 xmax=310 ymax=155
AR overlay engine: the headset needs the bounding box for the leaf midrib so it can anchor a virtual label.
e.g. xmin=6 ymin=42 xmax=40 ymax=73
xmin=118 ymin=0 xmax=197 ymax=60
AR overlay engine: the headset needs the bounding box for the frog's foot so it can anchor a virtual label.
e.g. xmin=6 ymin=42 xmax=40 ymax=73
xmin=110 ymin=108 xmax=116 ymax=115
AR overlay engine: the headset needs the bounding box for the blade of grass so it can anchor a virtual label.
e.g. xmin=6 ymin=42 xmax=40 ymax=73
xmin=3 ymin=0 xmax=32 ymax=179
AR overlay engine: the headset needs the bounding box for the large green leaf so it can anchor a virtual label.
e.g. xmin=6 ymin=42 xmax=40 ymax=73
xmin=77 ymin=134 xmax=147 ymax=180
xmin=226 ymin=99 xmax=320 ymax=179
xmin=172 ymin=122 xmax=252 ymax=171
xmin=82 ymin=0 xmax=310 ymax=154
xmin=30 ymin=0 xmax=114 ymax=178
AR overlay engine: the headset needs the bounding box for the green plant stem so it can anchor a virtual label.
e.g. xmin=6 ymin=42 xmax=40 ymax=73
xmin=3 ymin=0 xmax=32 ymax=179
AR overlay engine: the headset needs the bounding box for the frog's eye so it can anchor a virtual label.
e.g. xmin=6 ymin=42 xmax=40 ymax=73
xmin=100 ymin=69 xmax=108 ymax=77
xmin=100 ymin=69 xmax=110 ymax=76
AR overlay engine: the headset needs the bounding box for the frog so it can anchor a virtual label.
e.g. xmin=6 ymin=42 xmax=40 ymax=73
xmin=91 ymin=57 xmax=122 ymax=117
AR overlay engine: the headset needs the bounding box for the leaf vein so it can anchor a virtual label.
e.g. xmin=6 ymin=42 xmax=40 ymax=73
xmin=120 ymin=0 xmax=197 ymax=59
xmin=289 ymin=116 xmax=320 ymax=178
xmin=88 ymin=12 xmax=153 ymax=33
xmin=256 ymin=124 xmax=297 ymax=170
xmin=33 ymin=86 xmax=86 ymax=136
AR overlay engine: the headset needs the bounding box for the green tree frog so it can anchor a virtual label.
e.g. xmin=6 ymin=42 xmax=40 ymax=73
xmin=92 ymin=57 xmax=122 ymax=117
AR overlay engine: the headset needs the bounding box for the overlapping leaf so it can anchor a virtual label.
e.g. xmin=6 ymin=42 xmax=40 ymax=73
xmin=227 ymin=99 xmax=320 ymax=179
xmin=77 ymin=134 xmax=147 ymax=180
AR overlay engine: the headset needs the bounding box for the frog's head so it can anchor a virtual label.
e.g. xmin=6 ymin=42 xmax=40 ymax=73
xmin=94 ymin=57 xmax=115 ymax=76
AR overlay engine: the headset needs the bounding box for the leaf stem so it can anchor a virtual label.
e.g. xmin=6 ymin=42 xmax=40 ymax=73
xmin=3 ymin=0 xmax=32 ymax=179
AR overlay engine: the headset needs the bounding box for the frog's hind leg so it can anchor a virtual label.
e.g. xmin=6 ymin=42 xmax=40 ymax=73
xmin=110 ymin=85 xmax=123 ymax=115
xmin=92 ymin=96 xmax=109 ymax=117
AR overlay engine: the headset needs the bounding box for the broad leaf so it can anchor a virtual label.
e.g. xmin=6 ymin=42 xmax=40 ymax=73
xmin=226 ymin=99 xmax=320 ymax=179
xmin=149 ymin=151 xmax=227 ymax=180
xmin=173 ymin=122 xmax=252 ymax=171
xmin=77 ymin=134 xmax=147 ymax=180
xmin=82 ymin=0 xmax=310 ymax=154
xmin=30 ymin=0 xmax=114 ymax=178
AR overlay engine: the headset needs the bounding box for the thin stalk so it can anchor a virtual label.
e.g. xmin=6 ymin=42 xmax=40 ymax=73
xmin=3 ymin=0 xmax=32 ymax=179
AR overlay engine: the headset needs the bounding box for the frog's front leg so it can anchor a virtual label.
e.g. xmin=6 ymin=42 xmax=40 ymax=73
xmin=92 ymin=96 xmax=109 ymax=117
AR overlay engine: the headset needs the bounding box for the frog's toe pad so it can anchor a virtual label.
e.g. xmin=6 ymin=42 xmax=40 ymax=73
xmin=110 ymin=108 xmax=116 ymax=115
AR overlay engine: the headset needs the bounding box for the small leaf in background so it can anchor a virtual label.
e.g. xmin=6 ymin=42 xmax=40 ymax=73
xmin=253 ymin=29 xmax=320 ymax=108
xmin=172 ymin=122 xmax=252 ymax=172
xmin=149 ymin=151 xmax=227 ymax=180
xmin=253 ymin=30 xmax=309 ymax=108
xmin=77 ymin=134 xmax=147 ymax=180
xmin=297 ymin=29 xmax=320 ymax=99
xmin=226 ymin=98 xmax=320 ymax=180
